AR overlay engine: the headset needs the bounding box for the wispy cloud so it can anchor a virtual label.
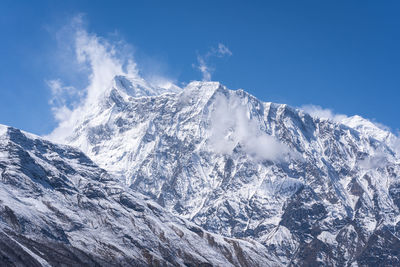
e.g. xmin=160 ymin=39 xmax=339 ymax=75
xmin=195 ymin=43 xmax=232 ymax=81
xmin=209 ymin=93 xmax=295 ymax=162
xmin=46 ymin=15 xmax=149 ymax=141
xmin=216 ymin=43 xmax=232 ymax=57
xmin=300 ymin=105 xmax=348 ymax=122
xmin=359 ymin=150 xmax=389 ymax=169
xmin=197 ymin=55 xmax=211 ymax=81
xmin=47 ymin=79 xmax=81 ymax=122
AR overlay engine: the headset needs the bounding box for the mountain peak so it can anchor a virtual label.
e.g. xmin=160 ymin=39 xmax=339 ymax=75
xmin=341 ymin=114 xmax=391 ymax=142
xmin=92 ymin=74 xmax=183 ymax=113
xmin=181 ymin=80 xmax=223 ymax=101
xmin=111 ymin=75 xmax=181 ymax=98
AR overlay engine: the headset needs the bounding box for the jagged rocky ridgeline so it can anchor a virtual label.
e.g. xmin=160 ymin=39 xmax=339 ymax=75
xmin=0 ymin=125 xmax=279 ymax=266
xmin=58 ymin=76 xmax=400 ymax=265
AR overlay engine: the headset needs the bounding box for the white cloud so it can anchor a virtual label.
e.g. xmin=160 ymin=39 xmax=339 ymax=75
xmin=197 ymin=55 xmax=212 ymax=81
xmin=47 ymin=79 xmax=79 ymax=106
xmin=52 ymin=105 xmax=73 ymax=123
xmin=146 ymin=75 xmax=181 ymax=91
xmin=195 ymin=43 xmax=232 ymax=81
xmin=217 ymin=43 xmax=232 ymax=57
xmin=300 ymin=105 xmax=348 ymax=122
xmin=359 ymin=152 xmax=388 ymax=169
xmin=47 ymin=79 xmax=80 ymax=122
xmin=45 ymin=15 xmax=143 ymax=142
xmin=74 ymin=23 xmax=139 ymax=106
xmin=209 ymin=93 xmax=293 ymax=162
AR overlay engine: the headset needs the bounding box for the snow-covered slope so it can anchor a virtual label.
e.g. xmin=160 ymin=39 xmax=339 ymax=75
xmin=0 ymin=124 xmax=280 ymax=266
xmin=55 ymin=76 xmax=400 ymax=265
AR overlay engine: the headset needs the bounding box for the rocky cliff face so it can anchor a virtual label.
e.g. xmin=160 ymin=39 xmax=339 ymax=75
xmin=60 ymin=75 xmax=400 ymax=266
xmin=0 ymin=125 xmax=279 ymax=266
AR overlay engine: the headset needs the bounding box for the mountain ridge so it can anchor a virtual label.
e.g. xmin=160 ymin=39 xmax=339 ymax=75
xmin=50 ymin=75 xmax=400 ymax=265
xmin=1 ymin=75 xmax=399 ymax=265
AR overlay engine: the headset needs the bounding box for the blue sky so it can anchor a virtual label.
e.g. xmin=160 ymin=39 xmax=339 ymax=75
xmin=0 ymin=0 xmax=399 ymax=135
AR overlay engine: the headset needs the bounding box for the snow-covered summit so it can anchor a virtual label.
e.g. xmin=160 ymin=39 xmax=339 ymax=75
xmin=112 ymin=75 xmax=181 ymax=98
xmin=341 ymin=115 xmax=392 ymax=141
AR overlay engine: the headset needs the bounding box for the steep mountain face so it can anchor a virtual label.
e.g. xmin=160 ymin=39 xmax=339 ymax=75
xmin=60 ymin=75 xmax=400 ymax=265
xmin=0 ymin=124 xmax=280 ymax=266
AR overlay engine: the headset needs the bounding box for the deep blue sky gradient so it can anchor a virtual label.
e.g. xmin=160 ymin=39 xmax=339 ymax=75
xmin=0 ymin=0 xmax=399 ymax=134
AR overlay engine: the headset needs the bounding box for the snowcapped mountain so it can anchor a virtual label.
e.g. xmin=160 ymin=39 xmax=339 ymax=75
xmin=0 ymin=124 xmax=280 ymax=266
xmin=54 ymin=75 xmax=400 ymax=265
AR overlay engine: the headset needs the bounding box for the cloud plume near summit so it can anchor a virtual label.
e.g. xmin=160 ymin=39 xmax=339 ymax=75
xmin=46 ymin=15 xmax=169 ymax=142
xmin=45 ymin=16 xmax=233 ymax=144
